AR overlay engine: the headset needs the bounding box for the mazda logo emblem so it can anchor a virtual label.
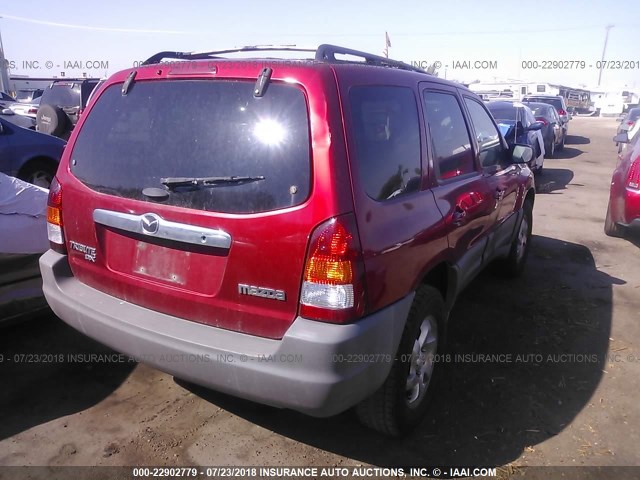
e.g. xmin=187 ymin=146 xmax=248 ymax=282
xmin=141 ymin=213 xmax=160 ymax=235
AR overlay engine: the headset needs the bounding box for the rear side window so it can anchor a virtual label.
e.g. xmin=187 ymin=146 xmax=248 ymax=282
xmin=423 ymin=91 xmax=475 ymax=180
xmin=43 ymin=83 xmax=81 ymax=107
xmin=349 ymin=86 xmax=422 ymax=201
xmin=71 ymin=80 xmax=311 ymax=214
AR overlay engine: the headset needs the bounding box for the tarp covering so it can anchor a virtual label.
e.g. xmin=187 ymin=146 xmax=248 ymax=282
xmin=0 ymin=173 xmax=49 ymax=254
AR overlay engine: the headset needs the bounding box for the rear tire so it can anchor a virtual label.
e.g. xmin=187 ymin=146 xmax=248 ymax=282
xmin=546 ymin=139 xmax=555 ymax=158
xmin=356 ymin=285 xmax=444 ymax=436
xmin=557 ymin=133 xmax=565 ymax=151
xmin=18 ymin=160 xmax=57 ymax=189
xmin=496 ymin=200 xmax=533 ymax=277
xmin=604 ymin=204 xmax=623 ymax=238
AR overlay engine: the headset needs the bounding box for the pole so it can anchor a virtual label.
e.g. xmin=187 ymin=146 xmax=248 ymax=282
xmin=0 ymin=19 xmax=10 ymax=93
xmin=597 ymin=25 xmax=614 ymax=88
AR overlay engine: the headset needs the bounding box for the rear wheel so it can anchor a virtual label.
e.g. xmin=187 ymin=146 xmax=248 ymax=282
xmin=496 ymin=200 xmax=533 ymax=277
xmin=557 ymin=133 xmax=565 ymax=151
xmin=356 ymin=285 xmax=443 ymax=436
xmin=604 ymin=204 xmax=623 ymax=238
xmin=546 ymin=139 xmax=555 ymax=158
xmin=18 ymin=160 xmax=57 ymax=189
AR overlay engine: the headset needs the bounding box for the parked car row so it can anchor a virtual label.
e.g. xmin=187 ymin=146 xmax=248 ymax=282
xmin=1 ymin=78 xmax=101 ymax=140
xmin=482 ymin=95 xmax=570 ymax=173
xmin=486 ymin=101 xmax=546 ymax=173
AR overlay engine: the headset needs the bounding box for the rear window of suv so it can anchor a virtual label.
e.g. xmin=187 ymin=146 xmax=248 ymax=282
xmin=524 ymin=97 xmax=563 ymax=111
xmin=43 ymin=81 xmax=100 ymax=108
xmin=43 ymin=83 xmax=82 ymax=107
xmin=70 ymin=80 xmax=311 ymax=214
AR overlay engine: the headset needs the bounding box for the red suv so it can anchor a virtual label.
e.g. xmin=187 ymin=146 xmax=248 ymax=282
xmin=40 ymin=45 xmax=536 ymax=436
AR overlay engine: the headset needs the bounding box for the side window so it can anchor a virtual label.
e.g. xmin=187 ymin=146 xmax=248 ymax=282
xmin=464 ymin=98 xmax=505 ymax=168
xmin=423 ymin=91 xmax=475 ymax=180
xmin=349 ymin=86 xmax=422 ymax=201
xmin=524 ymin=108 xmax=535 ymax=127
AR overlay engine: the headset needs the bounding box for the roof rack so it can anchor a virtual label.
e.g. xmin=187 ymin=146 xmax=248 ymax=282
xmin=315 ymin=44 xmax=427 ymax=74
xmin=141 ymin=44 xmax=429 ymax=75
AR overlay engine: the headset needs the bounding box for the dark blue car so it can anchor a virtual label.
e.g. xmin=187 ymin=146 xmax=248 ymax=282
xmin=487 ymin=101 xmax=545 ymax=173
xmin=0 ymin=117 xmax=66 ymax=188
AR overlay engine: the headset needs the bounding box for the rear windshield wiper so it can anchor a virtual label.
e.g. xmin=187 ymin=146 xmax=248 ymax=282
xmin=161 ymin=175 xmax=266 ymax=190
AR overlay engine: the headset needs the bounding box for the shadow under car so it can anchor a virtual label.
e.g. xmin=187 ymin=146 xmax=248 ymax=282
xmin=178 ymin=235 xmax=619 ymax=467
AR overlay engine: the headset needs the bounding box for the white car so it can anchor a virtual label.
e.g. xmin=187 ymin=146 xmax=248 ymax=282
xmin=9 ymin=97 xmax=40 ymax=119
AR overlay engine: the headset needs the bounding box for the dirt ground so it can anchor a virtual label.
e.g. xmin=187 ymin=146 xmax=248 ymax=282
xmin=1 ymin=117 xmax=639 ymax=474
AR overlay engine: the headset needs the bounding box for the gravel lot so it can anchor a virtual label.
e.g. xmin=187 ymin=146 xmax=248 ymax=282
xmin=1 ymin=117 xmax=639 ymax=474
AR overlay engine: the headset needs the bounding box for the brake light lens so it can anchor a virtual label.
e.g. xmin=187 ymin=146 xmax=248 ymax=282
xmin=627 ymin=159 xmax=640 ymax=190
xmin=628 ymin=120 xmax=636 ymax=127
xmin=558 ymin=109 xmax=567 ymax=116
xmin=535 ymin=116 xmax=549 ymax=125
xmin=47 ymin=177 xmax=66 ymax=253
xmin=300 ymin=214 xmax=367 ymax=323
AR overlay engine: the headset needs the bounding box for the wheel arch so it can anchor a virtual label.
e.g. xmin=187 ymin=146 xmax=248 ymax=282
xmin=418 ymin=261 xmax=457 ymax=320
xmin=17 ymin=156 xmax=59 ymax=179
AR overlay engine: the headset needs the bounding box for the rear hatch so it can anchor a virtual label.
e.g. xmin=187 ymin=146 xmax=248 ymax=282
xmin=61 ymin=71 xmax=325 ymax=339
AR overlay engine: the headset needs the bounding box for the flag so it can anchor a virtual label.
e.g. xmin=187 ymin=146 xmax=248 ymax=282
xmin=383 ymin=31 xmax=391 ymax=58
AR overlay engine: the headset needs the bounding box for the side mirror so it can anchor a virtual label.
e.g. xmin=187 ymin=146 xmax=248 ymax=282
xmin=613 ymin=132 xmax=629 ymax=144
xmin=527 ymin=121 xmax=544 ymax=131
xmin=510 ymin=144 xmax=534 ymax=164
xmin=1 ymin=108 xmax=14 ymax=115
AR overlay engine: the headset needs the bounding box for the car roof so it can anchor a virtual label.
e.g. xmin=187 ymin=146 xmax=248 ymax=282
xmin=134 ymin=44 xmax=472 ymax=93
xmin=523 ymin=95 xmax=562 ymax=99
xmin=524 ymin=101 xmax=554 ymax=109
xmin=487 ymin=100 xmax=526 ymax=108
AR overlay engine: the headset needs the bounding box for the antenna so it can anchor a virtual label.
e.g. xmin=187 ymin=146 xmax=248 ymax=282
xmin=597 ymin=25 xmax=614 ymax=88
xmin=0 ymin=18 xmax=11 ymax=93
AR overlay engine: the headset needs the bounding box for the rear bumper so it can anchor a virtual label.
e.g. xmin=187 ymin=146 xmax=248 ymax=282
xmin=622 ymin=218 xmax=640 ymax=230
xmin=40 ymin=250 xmax=412 ymax=417
xmin=620 ymin=188 xmax=640 ymax=229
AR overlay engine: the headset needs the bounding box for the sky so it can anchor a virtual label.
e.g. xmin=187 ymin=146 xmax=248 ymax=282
xmin=1 ymin=0 xmax=639 ymax=90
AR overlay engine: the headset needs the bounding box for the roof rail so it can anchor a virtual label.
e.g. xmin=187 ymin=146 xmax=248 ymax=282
xmin=141 ymin=44 xmax=430 ymax=75
xmin=141 ymin=45 xmax=317 ymax=66
xmin=315 ymin=44 xmax=428 ymax=74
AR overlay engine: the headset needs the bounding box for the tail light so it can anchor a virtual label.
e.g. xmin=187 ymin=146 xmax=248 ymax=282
xmin=628 ymin=159 xmax=640 ymax=190
xmin=28 ymin=107 xmax=38 ymax=115
xmin=535 ymin=116 xmax=549 ymax=125
xmin=300 ymin=214 xmax=367 ymax=323
xmin=627 ymin=120 xmax=636 ymax=127
xmin=558 ymin=109 xmax=567 ymax=116
xmin=46 ymin=177 xmax=67 ymax=254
